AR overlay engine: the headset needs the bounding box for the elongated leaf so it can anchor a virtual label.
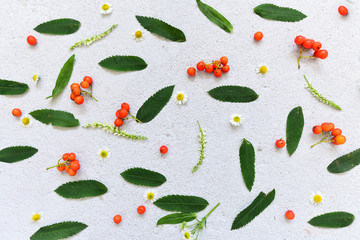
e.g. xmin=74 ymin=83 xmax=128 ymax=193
xmin=254 ymin=4 xmax=307 ymax=22
xmin=120 ymin=167 xmax=166 ymax=187
xmin=231 ymin=189 xmax=275 ymax=230
xmin=157 ymin=213 xmax=197 ymax=225
xmin=208 ymin=85 xmax=258 ymax=103
xmin=34 ymin=18 xmax=81 ymax=35
xmin=136 ymin=85 xmax=175 ymax=123
xmin=196 ymin=0 xmax=233 ymax=33
xmin=30 ymin=221 xmax=87 ymax=240
xmin=328 ymin=148 xmax=360 ymax=173
xmin=0 ymin=146 xmax=38 ymax=163
xmin=99 ymin=55 xmax=147 ymax=72
xmin=286 ymin=106 xmax=304 ymax=156
xmin=55 ymin=180 xmax=107 ymax=199
xmin=239 ymin=139 xmax=255 ymax=191
xmin=30 ymin=109 xmax=79 ymax=127
xmin=136 ymin=16 xmax=186 ymax=42
xmin=308 ymin=212 xmax=354 ymax=228
xmin=154 ymin=195 xmax=209 ymax=213
xmin=47 ymin=54 xmax=75 ymax=99
xmin=0 ymin=79 xmax=29 ymax=95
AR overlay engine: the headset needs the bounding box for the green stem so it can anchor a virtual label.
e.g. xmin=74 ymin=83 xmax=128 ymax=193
xmin=81 ymin=90 xmax=98 ymax=101
xmin=205 ymin=203 xmax=220 ymax=218
xmin=129 ymin=111 xmax=142 ymax=123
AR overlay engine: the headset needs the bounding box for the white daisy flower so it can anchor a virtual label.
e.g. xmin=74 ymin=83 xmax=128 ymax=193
xmin=32 ymin=74 xmax=40 ymax=84
xmin=229 ymin=114 xmax=244 ymax=127
xmin=174 ymin=91 xmax=188 ymax=105
xmin=256 ymin=64 xmax=268 ymax=75
xmin=143 ymin=189 xmax=157 ymax=203
xmin=182 ymin=229 xmax=195 ymax=240
xmin=100 ymin=3 xmax=112 ymax=15
xmin=21 ymin=115 xmax=33 ymax=128
xmin=133 ymin=29 xmax=145 ymax=42
xmin=31 ymin=212 xmax=43 ymax=223
xmin=310 ymin=192 xmax=323 ymax=206
xmin=97 ymin=147 xmax=111 ymax=161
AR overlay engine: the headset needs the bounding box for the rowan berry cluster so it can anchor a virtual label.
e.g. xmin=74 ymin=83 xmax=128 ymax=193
xmin=47 ymin=153 xmax=81 ymax=176
xmin=70 ymin=76 xmax=98 ymax=105
xmin=187 ymin=56 xmax=230 ymax=78
xmin=312 ymin=122 xmax=346 ymax=147
xmin=294 ymin=36 xmax=328 ymax=69
xmin=114 ymin=102 xmax=139 ymax=127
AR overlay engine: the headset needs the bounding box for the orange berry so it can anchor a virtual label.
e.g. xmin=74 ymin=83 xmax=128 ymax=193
xmin=69 ymin=153 xmax=76 ymax=161
xmin=312 ymin=125 xmax=322 ymax=135
xmin=57 ymin=163 xmax=65 ymax=172
xmin=113 ymin=215 xmax=122 ymax=224
xmin=331 ymin=128 xmax=342 ymax=137
xmin=27 ymin=35 xmax=37 ymax=45
xmin=12 ymin=108 xmax=22 ymax=117
xmin=196 ymin=61 xmax=206 ymax=71
xmin=312 ymin=42 xmax=322 ymax=51
xmin=317 ymin=50 xmax=328 ymax=59
xmin=62 ymin=153 xmax=70 ymax=161
xmin=212 ymin=60 xmax=221 ymax=69
xmin=321 ymin=122 xmax=334 ymax=132
xmin=70 ymin=83 xmax=80 ymax=90
xmin=64 ymin=165 xmax=71 ymax=173
xmin=334 ymin=135 xmax=346 ymax=145
xmin=80 ymin=81 xmax=89 ymax=89
xmin=121 ymin=102 xmax=130 ymax=111
xmin=222 ymin=65 xmax=230 ymax=73
xmin=254 ymin=31 xmax=263 ymax=41
xmin=70 ymin=93 xmax=76 ymax=100
xmin=187 ymin=67 xmax=196 ymax=76
xmin=205 ymin=64 xmax=214 ymax=73
xmin=114 ymin=118 xmax=123 ymax=127
xmin=72 ymin=87 xmax=81 ymax=96
xmin=83 ymin=76 xmax=93 ymax=85
xmin=68 ymin=169 xmax=77 ymax=176
xmin=74 ymin=96 xmax=84 ymax=105
xmin=214 ymin=69 xmax=222 ymax=78
xmin=70 ymin=160 xmax=80 ymax=171
xmin=294 ymin=35 xmax=306 ymax=45
xmin=338 ymin=6 xmax=348 ymax=16
xmin=220 ymin=56 xmax=228 ymax=66
xmin=137 ymin=205 xmax=146 ymax=214
xmin=285 ymin=210 xmax=295 ymax=220
xmin=160 ymin=145 xmax=168 ymax=154
xmin=275 ymin=139 xmax=286 ymax=148
xmin=302 ymin=39 xmax=315 ymax=49
xmin=117 ymin=109 xmax=128 ymax=118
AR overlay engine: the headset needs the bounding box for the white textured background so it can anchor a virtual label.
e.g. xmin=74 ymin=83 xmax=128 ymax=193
xmin=1 ymin=0 xmax=360 ymax=239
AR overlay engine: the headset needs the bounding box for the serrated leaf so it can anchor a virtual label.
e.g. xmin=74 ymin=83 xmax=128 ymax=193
xmin=208 ymin=85 xmax=259 ymax=103
xmin=34 ymin=18 xmax=81 ymax=35
xmin=30 ymin=221 xmax=87 ymax=240
xmin=154 ymin=195 xmax=209 ymax=213
xmin=239 ymin=139 xmax=255 ymax=192
xmin=308 ymin=212 xmax=354 ymax=228
xmin=196 ymin=0 xmax=233 ymax=33
xmin=136 ymin=85 xmax=175 ymax=123
xmin=30 ymin=109 xmax=79 ymax=127
xmin=254 ymin=4 xmax=307 ymax=22
xmin=136 ymin=16 xmax=186 ymax=42
xmin=157 ymin=213 xmax=197 ymax=225
xmin=120 ymin=167 xmax=166 ymax=187
xmin=55 ymin=180 xmax=107 ymax=199
xmin=286 ymin=106 xmax=304 ymax=156
xmin=47 ymin=54 xmax=75 ymax=99
xmin=0 ymin=79 xmax=29 ymax=95
xmin=0 ymin=146 xmax=38 ymax=163
xmin=231 ymin=189 xmax=275 ymax=230
xmin=99 ymin=55 xmax=147 ymax=72
xmin=327 ymin=148 xmax=360 ymax=173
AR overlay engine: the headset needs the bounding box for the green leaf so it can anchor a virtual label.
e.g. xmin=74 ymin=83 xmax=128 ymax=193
xmin=99 ymin=55 xmax=147 ymax=72
xmin=196 ymin=0 xmax=233 ymax=33
xmin=157 ymin=213 xmax=197 ymax=225
xmin=0 ymin=146 xmax=38 ymax=163
xmin=239 ymin=139 xmax=255 ymax=192
xmin=208 ymin=85 xmax=259 ymax=103
xmin=286 ymin=106 xmax=304 ymax=156
xmin=55 ymin=180 xmax=107 ymax=199
xmin=327 ymin=148 xmax=360 ymax=173
xmin=30 ymin=109 xmax=79 ymax=127
xmin=154 ymin=195 xmax=209 ymax=213
xmin=135 ymin=16 xmax=186 ymax=42
xmin=136 ymin=85 xmax=175 ymax=123
xmin=231 ymin=189 xmax=275 ymax=230
xmin=254 ymin=4 xmax=307 ymax=22
xmin=308 ymin=212 xmax=354 ymax=228
xmin=47 ymin=54 xmax=75 ymax=99
xmin=0 ymin=79 xmax=29 ymax=95
xmin=120 ymin=167 xmax=166 ymax=187
xmin=30 ymin=221 xmax=87 ymax=240
xmin=34 ymin=18 xmax=81 ymax=35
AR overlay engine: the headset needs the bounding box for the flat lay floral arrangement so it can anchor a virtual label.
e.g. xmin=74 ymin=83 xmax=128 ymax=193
xmin=1 ymin=1 xmax=359 ymax=239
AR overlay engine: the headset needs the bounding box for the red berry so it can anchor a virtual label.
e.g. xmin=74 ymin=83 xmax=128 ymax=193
xmin=316 ymin=50 xmax=328 ymax=59
xmin=160 ymin=145 xmax=168 ymax=154
xmin=117 ymin=109 xmax=128 ymax=118
xmin=113 ymin=215 xmax=122 ymax=224
xmin=68 ymin=169 xmax=77 ymax=176
xmin=70 ymin=83 xmax=80 ymax=90
xmin=69 ymin=153 xmax=76 ymax=161
xmin=62 ymin=153 xmax=70 ymax=161
xmin=222 ymin=65 xmax=230 ymax=73
xmin=57 ymin=164 xmax=65 ymax=172
xmin=114 ymin=118 xmax=123 ymax=127
xmin=312 ymin=125 xmax=322 ymax=135
xmin=83 ymin=76 xmax=93 ymax=85
xmin=74 ymin=96 xmax=84 ymax=105
xmin=27 ymin=35 xmax=37 ymax=45
xmin=331 ymin=128 xmax=342 ymax=137
xmin=212 ymin=60 xmax=221 ymax=69
xmin=312 ymin=42 xmax=322 ymax=51
xmin=70 ymin=93 xmax=76 ymax=100
xmin=72 ymin=87 xmax=81 ymax=96
xmin=254 ymin=31 xmax=263 ymax=41
xmin=64 ymin=165 xmax=71 ymax=173
xmin=275 ymin=139 xmax=286 ymax=148
xmin=294 ymin=35 xmax=306 ymax=45
xmin=338 ymin=6 xmax=348 ymax=16
xmin=321 ymin=122 xmax=334 ymax=132
xmin=121 ymin=102 xmax=130 ymax=111
xmin=80 ymin=81 xmax=89 ymax=89
xmin=220 ymin=56 xmax=228 ymax=66
xmin=285 ymin=210 xmax=295 ymax=220
xmin=205 ymin=64 xmax=214 ymax=73
xmin=70 ymin=161 xmax=80 ymax=171
xmin=137 ymin=205 xmax=146 ymax=214
xmin=302 ymin=39 xmax=315 ymax=49
xmin=214 ymin=69 xmax=222 ymax=78
xmin=12 ymin=108 xmax=22 ymax=117
xmin=187 ymin=67 xmax=196 ymax=76
xmin=196 ymin=61 xmax=206 ymax=71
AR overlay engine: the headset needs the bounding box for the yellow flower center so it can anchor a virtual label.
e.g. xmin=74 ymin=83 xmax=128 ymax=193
xmin=135 ymin=30 xmax=143 ymax=38
xmin=233 ymin=116 xmax=241 ymax=123
xmin=22 ymin=117 xmax=30 ymax=125
xmin=176 ymin=93 xmax=184 ymax=101
xmin=314 ymin=195 xmax=322 ymax=203
xmin=100 ymin=150 xmax=108 ymax=158
xmin=259 ymin=66 xmax=267 ymax=74
xmin=32 ymin=75 xmax=38 ymax=81
xmin=184 ymin=232 xmax=191 ymax=239
xmin=147 ymin=192 xmax=154 ymax=200
xmin=102 ymin=4 xmax=109 ymax=10
xmin=32 ymin=214 xmax=41 ymax=221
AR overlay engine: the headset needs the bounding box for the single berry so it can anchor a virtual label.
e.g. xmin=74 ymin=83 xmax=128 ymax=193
xmin=220 ymin=56 xmax=228 ymax=66
xmin=205 ymin=64 xmax=214 ymax=73
xmin=72 ymin=87 xmax=81 ymax=96
xmin=212 ymin=60 xmax=221 ymax=69
xmin=83 ymin=76 xmax=93 ymax=85
xmin=69 ymin=153 xmax=76 ymax=161
xmin=334 ymin=135 xmax=346 ymax=145
xmin=117 ymin=109 xmax=128 ymax=118
xmin=275 ymin=139 xmax=286 ymax=148
xmin=121 ymin=102 xmax=130 ymax=111
xmin=113 ymin=215 xmax=122 ymax=224
xmin=68 ymin=169 xmax=77 ymax=176
xmin=27 ymin=35 xmax=37 ymax=45
xmin=302 ymin=39 xmax=315 ymax=49
xmin=316 ymin=50 xmax=328 ymax=59
xmin=57 ymin=164 xmax=65 ymax=172
xmin=137 ymin=205 xmax=146 ymax=214
xmin=62 ymin=153 xmax=70 ymax=161
xmin=70 ymin=93 xmax=76 ymax=100
xmin=160 ymin=145 xmax=168 ymax=154
xmin=114 ymin=118 xmax=123 ymax=127
xmin=12 ymin=108 xmax=22 ymax=117
xmin=312 ymin=42 xmax=322 ymax=51
xmin=294 ymin=35 xmax=306 ymax=45
xmin=71 ymin=83 xmax=80 ymax=90
xmin=338 ymin=6 xmax=348 ymax=16
xmin=74 ymin=96 xmax=84 ymax=105
xmin=187 ymin=67 xmax=196 ymax=76
xmin=332 ymin=138 xmax=340 ymax=145
xmin=331 ymin=128 xmax=342 ymax=137
xmin=222 ymin=65 xmax=230 ymax=73
xmin=254 ymin=31 xmax=263 ymax=41
xmin=80 ymin=81 xmax=89 ymax=89
xmin=285 ymin=210 xmax=295 ymax=220
xmin=321 ymin=122 xmax=334 ymax=132
xmin=312 ymin=125 xmax=322 ymax=135
xmin=64 ymin=165 xmax=71 ymax=173
xmin=196 ymin=61 xmax=206 ymax=71
xmin=214 ymin=69 xmax=222 ymax=78
xmin=70 ymin=161 xmax=80 ymax=171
